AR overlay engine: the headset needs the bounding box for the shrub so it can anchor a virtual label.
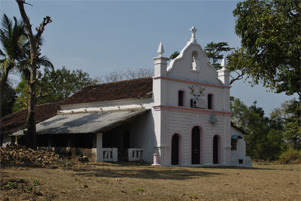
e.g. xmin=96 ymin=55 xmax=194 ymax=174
xmin=279 ymin=149 xmax=301 ymax=164
xmin=5 ymin=181 xmax=17 ymax=189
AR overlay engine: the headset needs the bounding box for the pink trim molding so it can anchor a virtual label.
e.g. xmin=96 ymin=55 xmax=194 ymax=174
xmin=153 ymin=105 xmax=232 ymax=115
xmin=153 ymin=76 xmax=231 ymax=89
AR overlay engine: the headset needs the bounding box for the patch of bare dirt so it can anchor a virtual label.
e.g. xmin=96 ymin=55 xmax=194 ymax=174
xmin=1 ymin=162 xmax=300 ymax=201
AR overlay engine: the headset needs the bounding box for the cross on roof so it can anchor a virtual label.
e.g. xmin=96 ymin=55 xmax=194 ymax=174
xmin=190 ymin=26 xmax=197 ymax=41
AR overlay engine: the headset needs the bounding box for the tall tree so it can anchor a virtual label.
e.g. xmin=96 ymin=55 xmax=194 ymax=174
xmin=282 ymin=99 xmax=301 ymax=150
xmin=204 ymin=42 xmax=232 ymax=69
xmin=0 ymin=14 xmax=26 ymax=117
xmin=16 ymin=0 xmax=52 ymax=148
xmin=231 ymin=98 xmax=285 ymax=160
xmin=232 ymin=0 xmax=301 ymax=99
xmin=14 ymin=67 xmax=96 ymax=111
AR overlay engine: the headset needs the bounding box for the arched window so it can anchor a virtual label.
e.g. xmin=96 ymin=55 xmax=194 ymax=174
xmin=178 ymin=91 xmax=184 ymax=106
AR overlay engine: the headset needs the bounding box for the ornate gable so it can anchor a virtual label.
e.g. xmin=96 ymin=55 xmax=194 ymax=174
xmin=166 ymin=27 xmax=221 ymax=85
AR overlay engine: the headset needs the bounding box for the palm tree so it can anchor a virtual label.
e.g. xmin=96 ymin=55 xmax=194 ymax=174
xmin=0 ymin=14 xmax=54 ymax=117
xmin=0 ymin=14 xmax=26 ymax=117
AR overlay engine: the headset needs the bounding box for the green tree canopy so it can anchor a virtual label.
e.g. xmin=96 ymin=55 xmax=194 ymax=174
xmin=14 ymin=67 xmax=97 ymax=111
xmin=38 ymin=67 xmax=97 ymax=104
xmin=204 ymin=42 xmax=232 ymax=69
xmin=1 ymin=81 xmax=17 ymax=116
xmin=231 ymin=98 xmax=285 ymax=160
xmin=169 ymin=51 xmax=180 ymax=60
xmin=0 ymin=14 xmax=26 ymax=117
xmin=282 ymin=100 xmax=301 ymax=150
xmin=232 ymin=0 xmax=301 ymax=98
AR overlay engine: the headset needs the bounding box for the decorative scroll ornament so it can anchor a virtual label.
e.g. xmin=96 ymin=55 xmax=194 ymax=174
xmin=188 ymin=85 xmax=205 ymax=98
xmin=188 ymin=85 xmax=206 ymax=109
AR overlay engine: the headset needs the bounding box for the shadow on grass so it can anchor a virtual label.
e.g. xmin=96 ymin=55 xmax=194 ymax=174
xmin=0 ymin=162 xmax=48 ymax=169
xmin=72 ymin=165 xmax=222 ymax=180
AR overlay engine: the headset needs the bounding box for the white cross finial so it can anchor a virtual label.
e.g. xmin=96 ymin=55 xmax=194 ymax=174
xmin=157 ymin=42 xmax=164 ymax=57
xmin=190 ymin=26 xmax=197 ymax=42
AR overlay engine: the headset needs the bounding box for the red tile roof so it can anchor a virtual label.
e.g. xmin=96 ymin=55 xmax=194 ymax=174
xmin=0 ymin=102 xmax=59 ymax=135
xmin=60 ymin=77 xmax=153 ymax=105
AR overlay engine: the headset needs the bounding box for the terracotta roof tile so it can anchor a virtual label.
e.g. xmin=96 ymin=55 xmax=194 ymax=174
xmin=60 ymin=77 xmax=153 ymax=106
xmin=1 ymin=102 xmax=59 ymax=135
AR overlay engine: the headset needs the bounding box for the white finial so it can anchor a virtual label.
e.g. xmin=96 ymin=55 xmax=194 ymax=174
xmin=190 ymin=26 xmax=197 ymax=42
xmin=157 ymin=42 xmax=164 ymax=57
xmin=221 ymin=58 xmax=227 ymax=69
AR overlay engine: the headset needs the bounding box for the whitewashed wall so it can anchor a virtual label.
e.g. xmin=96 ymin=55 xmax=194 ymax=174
xmin=230 ymin=127 xmax=246 ymax=159
xmin=157 ymin=110 xmax=231 ymax=166
xmin=128 ymin=110 xmax=156 ymax=163
xmin=151 ymin=27 xmax=234 ymax=166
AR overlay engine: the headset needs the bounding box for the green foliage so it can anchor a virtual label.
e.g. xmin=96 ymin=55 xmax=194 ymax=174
xmin=0 ymin=14 xmax=26 ymax=117
xmin=279 ymin=149 xmax=301 ymax=164
xmin=232 ymin=0 xmax=301 ymax=97
xmin=13 ymin=76 xmax=28 ymax=112
xmin=0 ymin=14 xmax=26 ymax=66
xmin=169 ymin=51 xmax=180 ymax=60
xmin=231 ymin=98 xmax=285 ymax=160
xmin=26 ymin=185 xmax=33 ymax=193
xmin=38 ymin=67 xmax=97 ymax=104
xmin=136 ymin=187 xmax=145 ymax=192
xmin=188 ymin=194 xmax=198 ymax=199
xmin=5 ymin=181 xmax=17 ymax=189
xmin=204 ymin=42 xmax=233 ymax=69
xmin=1 ymin=82 xmax=17 ymax=116
xmin=14 ymin=66 xmax=96 ymax=111
xmin=32 ymin=180 xmax=40 ymax=186
xmin=282 ymin=100 xmax=301 ymax=150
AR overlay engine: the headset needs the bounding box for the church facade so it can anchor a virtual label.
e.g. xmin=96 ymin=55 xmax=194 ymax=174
xmin=6 ymin=27 xmax=251 ymax=167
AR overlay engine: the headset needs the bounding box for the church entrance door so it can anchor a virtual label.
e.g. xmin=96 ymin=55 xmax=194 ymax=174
xmin=171 ymin=134 xmax=180 ymax=165
xmin=213 ymin=135 xmax=219 ymax=164
xmin=191 ymin=127 xmax=200 ymax=164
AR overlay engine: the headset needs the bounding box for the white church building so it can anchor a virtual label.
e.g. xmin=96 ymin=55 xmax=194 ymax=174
xmin=8 ymin=27 xmax=251 ymax=167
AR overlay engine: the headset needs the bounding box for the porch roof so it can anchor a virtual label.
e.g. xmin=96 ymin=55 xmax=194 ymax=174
xmin=12 ymin=109 xmax=149 ymax=136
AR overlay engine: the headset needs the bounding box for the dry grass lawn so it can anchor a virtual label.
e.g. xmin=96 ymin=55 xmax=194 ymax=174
xmin=1 ymin=162 xmax=300 ymax=201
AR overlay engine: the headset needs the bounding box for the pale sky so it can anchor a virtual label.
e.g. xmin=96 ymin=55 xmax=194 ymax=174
xmin=1 ymin=0 xmax=297 ymax=115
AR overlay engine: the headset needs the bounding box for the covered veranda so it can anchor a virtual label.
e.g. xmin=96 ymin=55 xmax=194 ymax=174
xmin=12 ymin=109 xmax=149 ymax=162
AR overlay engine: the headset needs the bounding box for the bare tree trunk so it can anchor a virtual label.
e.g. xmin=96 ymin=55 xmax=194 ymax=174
xmin=25 ymin=64 xmax=37 ymax=148
xmin=16 ymin=0 xmax=51 ymax=149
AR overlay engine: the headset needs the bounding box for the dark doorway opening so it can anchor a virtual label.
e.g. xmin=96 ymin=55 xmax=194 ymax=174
xmin=191 ymin=126 xmax=200 ymax=164
xmin=213 ymin=135 xmax=219 ymax=164
xmin=171 ymin=134 xmax=180 ymax=165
